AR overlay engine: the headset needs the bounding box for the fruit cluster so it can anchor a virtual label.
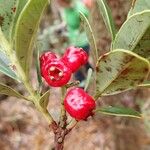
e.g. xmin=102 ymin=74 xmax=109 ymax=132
xmin=40 ymin=46 xmax=88 ymax=87
xmin=40 ymin=46 xmax=95 ymax=120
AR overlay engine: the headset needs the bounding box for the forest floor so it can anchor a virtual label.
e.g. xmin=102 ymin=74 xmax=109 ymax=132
xmin=0 ymin=0 xmax=150 ymax=150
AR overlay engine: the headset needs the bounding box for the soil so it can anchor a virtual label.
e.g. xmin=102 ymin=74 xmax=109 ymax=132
xmin=0 ymin=0 xmax=150 ymax=150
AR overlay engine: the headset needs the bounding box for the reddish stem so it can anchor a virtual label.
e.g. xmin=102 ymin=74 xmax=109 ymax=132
xmin=50 ymin=121 xmax=72 ymax=150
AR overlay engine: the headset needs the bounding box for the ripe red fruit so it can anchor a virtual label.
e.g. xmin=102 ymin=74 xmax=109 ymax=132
xmin=61 ymin=46 xmax=88 ymax=73
xmin=40 ymin=51 xmax=57 ymax=66
xmin=41 ymin=59 xmax=72 ymax=87
xmin=83 ymin=0 xmax=93 ymax=8
xmin=64 ymin=88 xmax=96 ymax=120
xmin=40 ymin=52 xmax=57 ymax=77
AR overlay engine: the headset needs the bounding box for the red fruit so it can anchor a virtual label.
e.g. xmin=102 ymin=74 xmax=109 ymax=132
xmin=64 ymin=88 xmax=96 ymax=120
xmin=83 ymin=0 xmax=93 ymax=8
xmin=41 ymin=59 xmax=72 ymax=87
xmin=61 ymin=46 xmax=88 ymax=72
xmin=40 ymin=51 xmax=57 ymax=66
xmin=40 ymin=52 xmax=57 ymax=77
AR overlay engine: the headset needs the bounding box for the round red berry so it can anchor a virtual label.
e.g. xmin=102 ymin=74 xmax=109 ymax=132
xmin=40 ymin=51 xmax=57 ymax=66
xmin=40 ymin=51 xmax=57 ymax=77
xmin=41 ymin=59 xmax=72 ymax=87
xmin=61 ymin=46 xmax=88 ymax=72
xmin=64 ymin=88 xmax=96 ymax=120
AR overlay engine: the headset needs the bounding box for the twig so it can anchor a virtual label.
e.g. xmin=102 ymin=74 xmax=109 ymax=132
xmin=131 ymin=0 xmax=136 ymax=8
xmin=59 ymin=86 xmax=67 ymax=128
xmin=67 ymin=119 xmax=78 ymax=131
xmin=65 ymin=81 xmax=80 ymax=89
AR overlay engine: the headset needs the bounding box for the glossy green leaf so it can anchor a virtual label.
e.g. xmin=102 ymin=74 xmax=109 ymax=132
xmin=15 ymin=0 xmax=49 ymax=78
xmin=138 ymin=80 xmax=150 ymax=88
xmin=0 ymin=50 xmax=19 ymax=80
xmin=96 ymin=0 xmax=116 ymax=40
xmin=80 ymin=12 xmax=98 ymax=65
xmin=0 ymin=29 xmax=19 ymax=80
xmin=96 ymin=106 xmax=142 ymax=118
xmin=127 ymin=1 xmax=150 ymax=61
xmin=113 ymin=10 xmax=150 ymax=59
xmin=35 ymin=42 xmax=42 ymax=89
xmin=84 ymin=68 xmax=93 ymax=91
xmin=11 ymin=0 xmax=28 ymax=40
xmin=96 ymin=49 xmax=150 ymax=97
xmin=0 ymin=56 xmax=17 ymax=80
xmin=39 ymin=90 xmax=50 ymax=110
xmin=132 ymin=27 xmax=150 ymax=60
xmin=128 ymin=0 xmax=150 ymax=17
xmin=0 ymin=83 xmax=28 ymax=100
xmin=0 ymin=0 xmax=18 ymax=41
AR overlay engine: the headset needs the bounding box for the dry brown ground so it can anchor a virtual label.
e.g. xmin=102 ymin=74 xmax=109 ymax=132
xmin=0 ymin=0 xmax=150 ymax=150
xmin=0 ymin=88 xmax=150 ymax=150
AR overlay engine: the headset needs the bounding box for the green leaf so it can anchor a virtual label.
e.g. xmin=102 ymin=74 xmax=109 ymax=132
xmin=84 ymin=68 xmax=93 ymax=91
xmin=138 ymin=80 xmax=150 ymax=88
xmin=96 ymin=0 xmax=116 ymax=41
xmin=113 ymin=10 xmax=150 ymax=59
xmin=11 ymin=0 xmax=28 ymax=40
xmin=0 ymin=28 xmax=20 ymax=81
xmin=80 ymin=12 xmax=98 ymax=65
xmin=15 ymin=0 xmax=48 ymax=78
xmin=96 ymin=49 xmax=150 ymax=97
xmin=39 ymin=90 xmax=50 ymax=110
xmin=0 ymin=83 xmax=27 ymax=100
xmin=0 ymin=28 xmax=19 ymax=81
xmin=96 ymin=106 xmax=142 ymax=118
xmin=132 ymin=27 xmax=150 ymax=59
xmin=0 ymin=0 xmax=18 ymax=41
xmin=35 ymin=42 xmax=42 ymax=89
xmin=128 ymin=0 xmax=150 ymax=17
xmin=0 ymin=50 xmax=19 ymax=80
